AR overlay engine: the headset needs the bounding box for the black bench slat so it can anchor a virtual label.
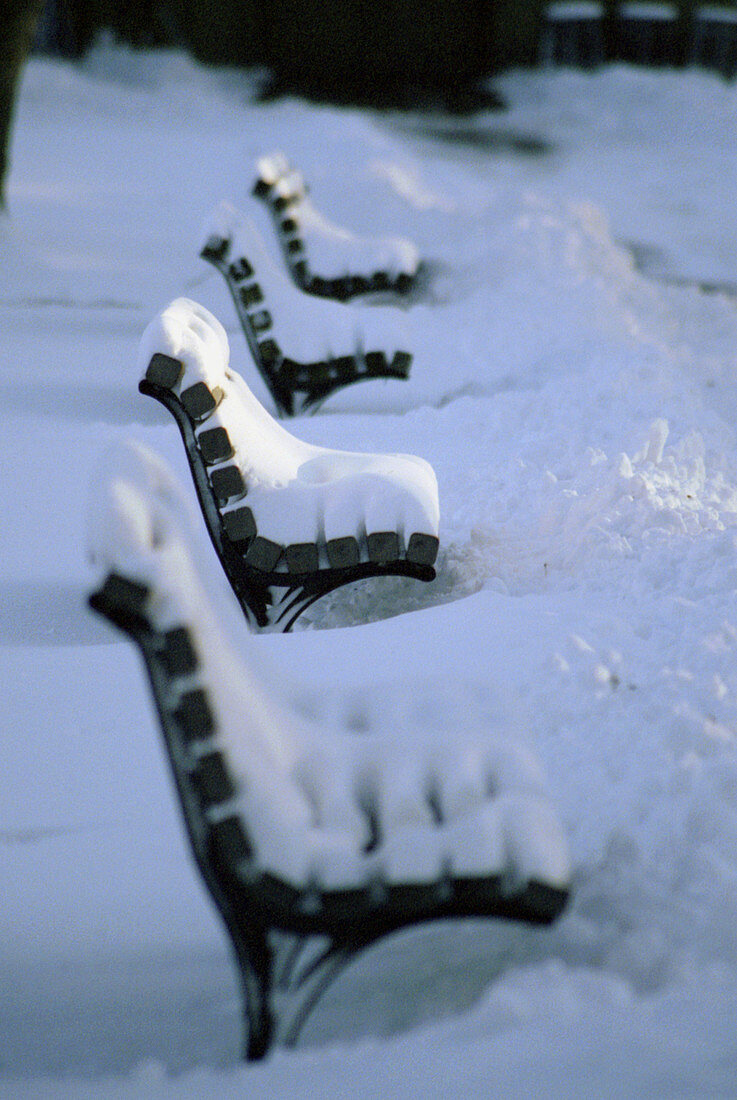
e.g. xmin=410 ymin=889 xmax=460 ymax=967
xmin=210 ymin=464 xmax=246 ymax=504
xmin=146 ymin=353 xmax=183 ymax=389
xmin=181 ymin=382 xmax=222 ymax=420
xmin=174 ymin=689 xmax=215 ymax=743
xmin=161 ymin=627 xmax=198 ymax=676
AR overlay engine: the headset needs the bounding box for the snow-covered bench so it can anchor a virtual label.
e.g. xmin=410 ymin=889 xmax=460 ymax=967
xmin=252 ymin=151 xmax=421 ymax=301
xmin=139 ymin=298 xmax=438 ymax=630
xmin=87 ymin=444 xmax=571 ymax=1058
xmin=200 ymin=202 xmax=412 ymax=416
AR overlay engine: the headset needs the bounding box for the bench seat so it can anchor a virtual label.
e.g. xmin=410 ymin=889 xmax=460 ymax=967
xmin=200 ymin=203 xmax=413 ymax=416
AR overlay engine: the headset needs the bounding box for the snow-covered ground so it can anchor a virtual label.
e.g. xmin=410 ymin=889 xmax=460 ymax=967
xmin=2 ymin=46 xmax=737 ymax=1096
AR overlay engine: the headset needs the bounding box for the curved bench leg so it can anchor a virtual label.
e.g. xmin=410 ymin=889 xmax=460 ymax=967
xmin=275 ymin=941 xmax=355 ymax=1050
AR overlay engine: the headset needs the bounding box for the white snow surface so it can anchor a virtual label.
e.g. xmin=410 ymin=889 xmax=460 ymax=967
xmin=545 ymin=3 xmax=604 ymax=22
xmin=697 ymin=6 xmax=737 ymax=24
xmin=2 ymin=44 xmax=737 ymax=1096
xmin=620 ymin=3 xmax=677 ymax=20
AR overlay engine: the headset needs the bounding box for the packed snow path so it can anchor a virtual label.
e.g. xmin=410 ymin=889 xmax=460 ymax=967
xmin=1 ymin=46 xmax=737 ymax=1096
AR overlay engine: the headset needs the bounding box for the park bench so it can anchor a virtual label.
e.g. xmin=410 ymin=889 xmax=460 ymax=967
xmin=139 ymin=298 xmax=438 ymax=631
xmin=200 ymin=202 xmax=412 ymax=416
xmin=87 ymin=443 xmax=571 ymax=1058
xmin=252 ymin=151 xmax=421 ymax=301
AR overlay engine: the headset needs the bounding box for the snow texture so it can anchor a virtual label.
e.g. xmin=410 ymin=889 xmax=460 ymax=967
xmin=620 ymin=3 xmax=677 ymax=21
xmin=697 ymin=6 xmax=737 ymax=24
xmin=138 ymin=297 xmax=439 ymax=549
xmin=545 ymin=3 xmax=604 ymax=22
xmin=2 ymin=43 xmax=737 ymax=1097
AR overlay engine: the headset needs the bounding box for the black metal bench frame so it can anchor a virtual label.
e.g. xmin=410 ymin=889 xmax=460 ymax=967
xmin=140 ymin=353 xmax=437 ymax=631
xmin=89 ymin=572 xmax=570 ymax=1060
xmin=200 ymin=236 xmax=411 ymax=417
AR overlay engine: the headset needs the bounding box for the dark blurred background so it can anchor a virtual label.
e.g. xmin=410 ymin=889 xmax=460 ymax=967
xmin=3 ymin=1 xmax=737 ymax=205
xmin=31 ymin=0 xmax=541 ymax=107
xmin=28 ymin=1 xmax=737 ymax=105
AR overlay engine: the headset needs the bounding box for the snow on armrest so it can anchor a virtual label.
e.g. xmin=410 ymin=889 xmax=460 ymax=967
xmin=253 ymin=151 xmax=291 ymax=192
